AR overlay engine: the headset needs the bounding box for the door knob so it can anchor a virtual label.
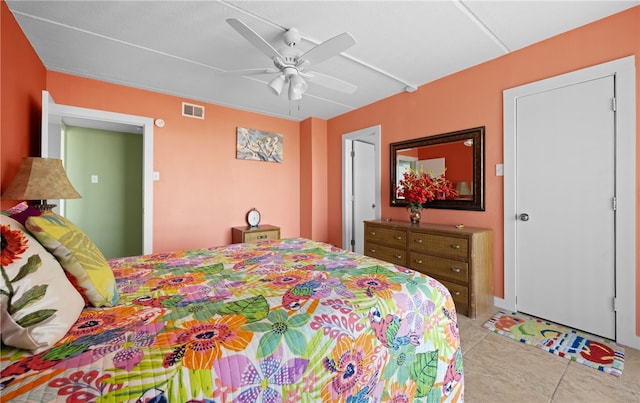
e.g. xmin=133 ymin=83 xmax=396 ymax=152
xmin=519 ymin=213 xmax=530 ymax=221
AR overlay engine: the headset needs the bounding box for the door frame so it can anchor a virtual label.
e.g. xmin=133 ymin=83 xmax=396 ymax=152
xmin=502 ymin=56 xmax=637 ymax=348
xmin=42 ymin=91 xmax=154 ymax=255
xmin=342 ymin=125 xmax=381 ymax=250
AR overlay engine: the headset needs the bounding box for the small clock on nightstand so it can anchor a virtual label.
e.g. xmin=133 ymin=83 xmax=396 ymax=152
xmin=246 ymin=208 xmax=261 ymax=228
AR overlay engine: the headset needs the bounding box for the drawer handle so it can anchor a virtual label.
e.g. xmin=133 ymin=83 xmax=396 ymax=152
xmin=369 ymin=249 xmax=376 ymax=253
xmin=450 ymin=244 xmax=461 ymax=249
xmin=453 ymin=291 xmax=461 ymax=296
xmin=451 ymin=267 xmax=461 ymax=273
xmin=394 ymin=254 xmax=403 ymax=259
xmin=414 ymin=239 xmax=423 ymax=243
xmin=257 ymin=235 xmax=267 ymax=240
xmin=394 ymin=235 xmax=403 ymax=240
xmin=414 ymin=259 xmax=423 ymax=264
xmin=369 ymin=231 xmax=376 ymax=236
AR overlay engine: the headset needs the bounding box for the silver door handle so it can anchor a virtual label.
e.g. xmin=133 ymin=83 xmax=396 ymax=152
xmin=519 ymin=213 xmax=530 ymax=221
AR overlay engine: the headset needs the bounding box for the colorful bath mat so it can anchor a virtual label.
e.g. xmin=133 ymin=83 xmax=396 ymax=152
xmin=482 ymin=311 xmax=624 ymax=377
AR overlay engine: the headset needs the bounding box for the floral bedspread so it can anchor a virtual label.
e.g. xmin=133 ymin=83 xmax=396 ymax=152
xmin=1 ymin=238 xmax=463 ymax=402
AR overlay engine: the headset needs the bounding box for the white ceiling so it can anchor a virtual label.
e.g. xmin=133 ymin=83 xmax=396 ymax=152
xmin=7 ymin=0 xmax=639 ymax=122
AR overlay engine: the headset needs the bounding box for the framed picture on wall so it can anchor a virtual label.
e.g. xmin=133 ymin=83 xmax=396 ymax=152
xmin=236 ymin=127 xmax=283 ymax=163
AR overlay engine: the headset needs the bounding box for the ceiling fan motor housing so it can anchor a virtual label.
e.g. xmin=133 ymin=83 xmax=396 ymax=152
xmin=281 ymin=66 xmax=298 ymax=78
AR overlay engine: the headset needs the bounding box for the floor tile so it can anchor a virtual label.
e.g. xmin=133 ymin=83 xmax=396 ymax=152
xmin=463 ymin=332 xmax=567 ymax=398
xmin=552 ymin=359 xmax=640 ymax=402
xmin=459 ymin=307 xmax=640 ymax=402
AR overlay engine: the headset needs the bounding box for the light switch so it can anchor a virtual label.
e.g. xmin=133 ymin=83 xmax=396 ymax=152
xmin=153 ymin=171 xmax=160 ymax=181
xmin=91 ymin=175 xmax=99 ymax=183
xmin=496 ymin=164 xmax=504 ymax=176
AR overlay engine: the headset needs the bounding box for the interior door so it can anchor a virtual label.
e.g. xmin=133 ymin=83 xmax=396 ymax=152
xmin=352 ymin=140 xmax=376 ymax=254
xmin=516 ymin=76 xmax=616 ymax=339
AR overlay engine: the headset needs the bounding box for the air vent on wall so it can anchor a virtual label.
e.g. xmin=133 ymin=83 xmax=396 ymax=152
xmin=182 ymin=102 xmax=205 ymax=119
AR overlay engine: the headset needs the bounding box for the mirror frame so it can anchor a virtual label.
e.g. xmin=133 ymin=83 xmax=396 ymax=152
xmin=390 ymin=126 xmax=485 ymax=211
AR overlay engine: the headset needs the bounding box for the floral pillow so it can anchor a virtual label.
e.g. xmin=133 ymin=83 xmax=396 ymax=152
xmin=25 ymin=212 xmax=119 ymax=307
xmin=1 ymin=201 xmax=28 ymax=216
xmin=0 ymin=215 xmax=84 ymax=354
xmin=1 ymin=201 xmax=42 ymax=225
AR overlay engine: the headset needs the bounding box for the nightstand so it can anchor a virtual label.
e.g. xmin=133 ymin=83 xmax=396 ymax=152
xmin=231 ymin=225 xmax=280 ymax=244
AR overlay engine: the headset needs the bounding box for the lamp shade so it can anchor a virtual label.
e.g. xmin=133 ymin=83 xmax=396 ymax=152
xmin=288 ymin=75 xmax=308 ymax=101
xmin=455 ymin=181 xmax=472 ymax=196
xmin=268 ymin=75 xmax=286 ymax=95
xmin=2 ymin=157 xmax=81 ymax=201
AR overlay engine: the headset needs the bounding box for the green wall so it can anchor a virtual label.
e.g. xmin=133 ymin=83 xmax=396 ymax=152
xmin=64 ymin=126 xmax=143 ymax=258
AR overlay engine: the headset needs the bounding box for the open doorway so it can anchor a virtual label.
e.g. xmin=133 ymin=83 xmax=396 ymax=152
xmin=342 ymin=125 xmax=381 ymax=253
xmin=41 ymin=91 xmax=154 ymax=255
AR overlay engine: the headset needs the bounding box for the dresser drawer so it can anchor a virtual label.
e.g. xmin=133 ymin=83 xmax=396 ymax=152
xmin=364 ymin=242 xmax=406 ymax=266
xmin=243 ymin=229 xmax=279 ymax=243
xmin=365 ymin=225 xmax=407 ymax=248
xmin=439 ymin=279 xmax=469 ymax=317
xmin=409 ymin=252 xmax=469 ymax=283
xmin=232 ymin=225 xmax=280 ymax=244
xmin=409 ymin=233 xmax=469 ymax=259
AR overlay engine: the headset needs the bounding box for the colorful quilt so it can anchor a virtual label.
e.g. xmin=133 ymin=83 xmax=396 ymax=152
xmin=1 ymin=238 xmax=463 ymax=402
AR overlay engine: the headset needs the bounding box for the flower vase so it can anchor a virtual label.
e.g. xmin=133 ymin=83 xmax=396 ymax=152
xmin=409 ymin=208 xmax=421 ymax=225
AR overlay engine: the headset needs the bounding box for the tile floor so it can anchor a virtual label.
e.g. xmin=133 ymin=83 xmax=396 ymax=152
xmin=459 ymin=308 xmax=640 ymax=402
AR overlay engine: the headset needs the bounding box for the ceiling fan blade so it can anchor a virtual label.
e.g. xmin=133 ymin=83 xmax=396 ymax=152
xmin=304 ymin=71 xmax=357 ymax=94
xmin=223 ymin=68 xmax=280 ymax=76
xmin=226 ymin=18 xmax=283 ymax=60
xmin=301 ymin=32 xmax=356 ymax=65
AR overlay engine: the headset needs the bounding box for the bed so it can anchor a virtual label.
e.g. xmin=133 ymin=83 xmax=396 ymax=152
xmin=1 ymin=233 xmax=463 ymax=402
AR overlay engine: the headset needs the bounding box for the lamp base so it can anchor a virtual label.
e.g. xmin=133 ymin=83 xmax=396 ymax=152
xmin=27 ymin=201 xmax=57 ymax=212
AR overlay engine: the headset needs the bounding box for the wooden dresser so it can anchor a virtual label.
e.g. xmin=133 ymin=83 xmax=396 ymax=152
xmin=364 ymin=220 xmax=493 ymax=319
xmin=231 ymin=225 xmax=280 ymax=243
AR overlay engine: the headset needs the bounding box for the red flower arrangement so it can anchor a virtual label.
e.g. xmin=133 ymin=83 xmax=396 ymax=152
xmin=397 ymin=168 xmax=457 ymax=212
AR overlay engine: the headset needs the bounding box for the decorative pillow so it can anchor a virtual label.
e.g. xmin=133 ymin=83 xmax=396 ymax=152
xmin=10 ymin=205 xmax=42 ymax=226
xmin=1 ymin=201 xmax=28 ymax=216
xmin=25 ymin=212 xmax=119 ymax=307
xmin=0 ymin=215 xmax=84 ymax=354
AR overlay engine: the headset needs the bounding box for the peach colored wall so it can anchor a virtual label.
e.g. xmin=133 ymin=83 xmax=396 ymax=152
xmin=44 ymin=72 xmax=301 ymax=252
xmin=0 ymin=0 xmax=46 ymax=206
xmin=327 ymin=7 xmax=639 ymax=333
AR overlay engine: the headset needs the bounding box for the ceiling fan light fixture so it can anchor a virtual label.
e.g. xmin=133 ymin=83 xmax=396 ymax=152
xmin=268 ymin=75 xmax=286 ymax=95
xmin=288 ymin=75 xmax=308 ymax=101
xmin=289 ymin=84 xmax=303 ymax=101
xmin=227 ymin=19 xmax=358 ymax=103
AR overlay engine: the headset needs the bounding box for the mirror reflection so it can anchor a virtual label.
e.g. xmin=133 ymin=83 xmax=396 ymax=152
xmin=390 ymin=127 xmax=485 ymax=211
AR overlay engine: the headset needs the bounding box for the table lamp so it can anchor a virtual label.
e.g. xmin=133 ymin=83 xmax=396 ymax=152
xmin=2 ymin=157 xmax=81 ymax=212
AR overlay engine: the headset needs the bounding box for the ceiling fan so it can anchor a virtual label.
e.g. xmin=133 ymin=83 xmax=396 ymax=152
xmin=226 ymin=18 xmax=357 ymax=101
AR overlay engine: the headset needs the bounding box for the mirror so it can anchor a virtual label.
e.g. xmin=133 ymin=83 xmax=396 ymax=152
xmin=390 ymin=126 xmax=485 ymax=211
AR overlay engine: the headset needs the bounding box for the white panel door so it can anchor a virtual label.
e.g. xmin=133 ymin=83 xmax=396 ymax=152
xmin=352 ymin=140 xmax=376 ymax=254
xmin=516 ymin=76 xmax=615 ymax=339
